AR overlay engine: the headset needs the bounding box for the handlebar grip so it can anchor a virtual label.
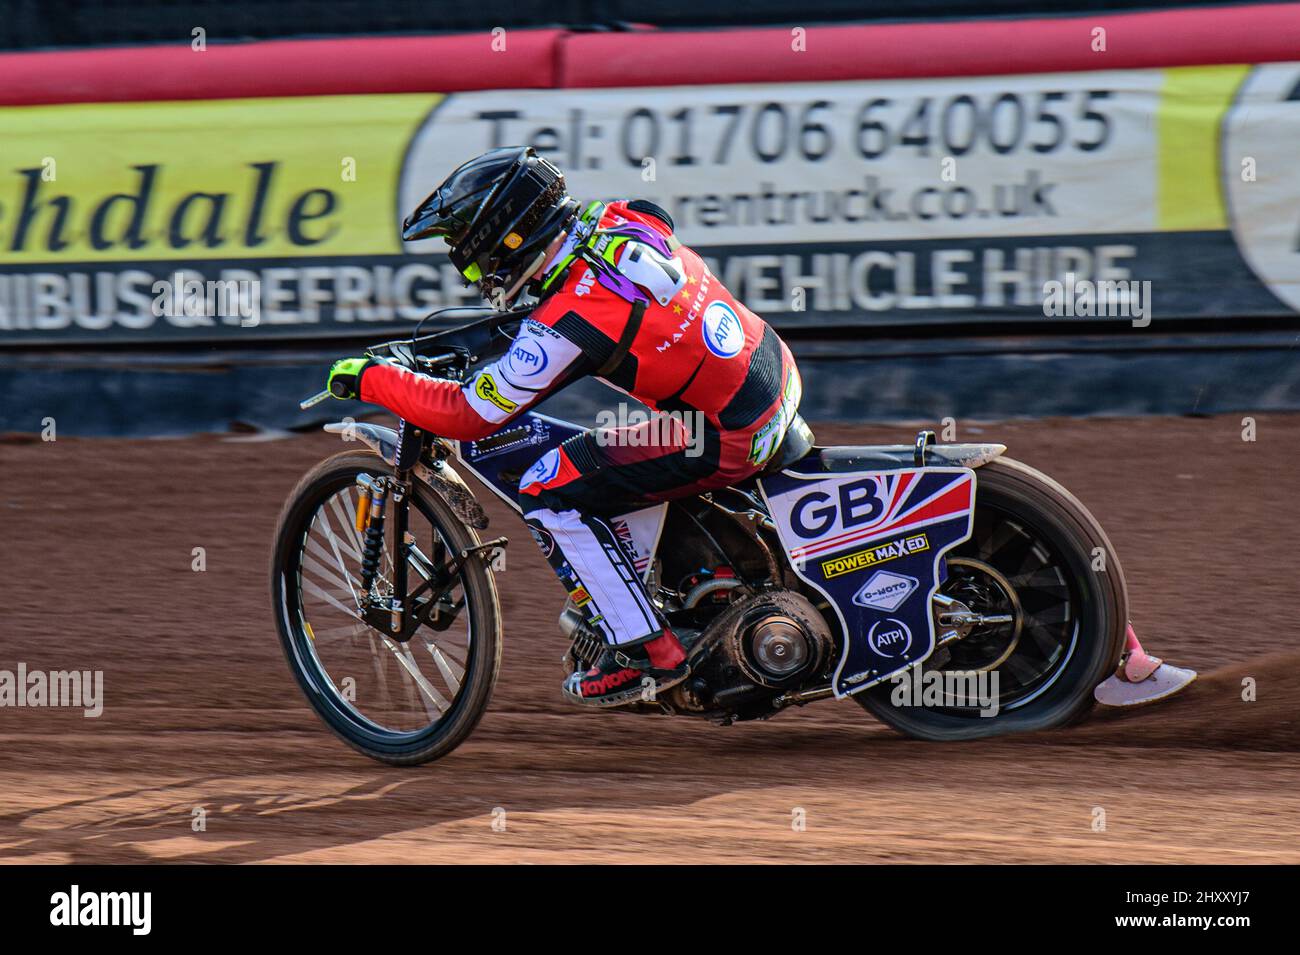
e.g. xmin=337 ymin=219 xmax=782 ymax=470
xmin=299 ymin=390 xmax=333 ymax=410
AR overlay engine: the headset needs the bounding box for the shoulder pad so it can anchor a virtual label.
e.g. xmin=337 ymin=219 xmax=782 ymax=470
xmin=625 ymin=199 xmax=674 ymax=232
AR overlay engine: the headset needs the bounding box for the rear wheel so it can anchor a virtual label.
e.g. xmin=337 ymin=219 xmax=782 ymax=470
xmin=271 ymin=451 xmax=501 ymax=765
xmin=856 ymin=457 xmax=1126 ymax=739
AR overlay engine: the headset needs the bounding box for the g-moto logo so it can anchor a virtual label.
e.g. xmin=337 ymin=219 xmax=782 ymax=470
xmin=789 ymin=478 xmax=885 ymax=539
xmin=868 ymin=618 xmax=912 ymax=658
xmin=853 ymin=571 xmax=918 ymax=611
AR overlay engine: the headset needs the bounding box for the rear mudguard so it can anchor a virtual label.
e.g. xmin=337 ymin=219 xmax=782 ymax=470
xmin=759 ymin=452 xmax=987 ymax=697
xmin=816 ymin=443 xmax=1006 ymax=472
xmin=323 ymin=421 xmax=489 ymax=530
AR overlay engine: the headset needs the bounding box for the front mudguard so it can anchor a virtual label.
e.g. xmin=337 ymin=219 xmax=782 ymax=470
xmin=323 ymin=421 xmax=489 ymax=530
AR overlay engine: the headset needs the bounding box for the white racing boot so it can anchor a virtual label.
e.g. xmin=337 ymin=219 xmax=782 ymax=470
xmin=1094 ymin=622 xmax=1197 ymax=707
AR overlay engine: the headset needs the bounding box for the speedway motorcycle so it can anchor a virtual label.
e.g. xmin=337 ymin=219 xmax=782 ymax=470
xmin=273 ymin=309 xmax=1128 ymax=765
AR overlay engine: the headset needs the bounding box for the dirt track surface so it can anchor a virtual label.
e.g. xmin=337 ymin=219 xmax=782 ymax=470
xmin=2 ymin=413 xmax=1298 ymax=864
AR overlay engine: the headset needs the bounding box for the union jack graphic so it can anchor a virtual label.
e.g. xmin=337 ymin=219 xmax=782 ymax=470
xmin=791 ymin=469 xmax=975 ymax=562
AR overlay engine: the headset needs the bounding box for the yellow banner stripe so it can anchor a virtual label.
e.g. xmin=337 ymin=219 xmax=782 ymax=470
xmin=1157 ymin=64 xmax=1251 ymax=232
xmin=0 ymin=94 xmax=439 ymax=263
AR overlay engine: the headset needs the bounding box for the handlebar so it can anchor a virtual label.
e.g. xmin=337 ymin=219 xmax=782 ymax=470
xmin=299 ymin=303 xmax=534 ymax=411
xmin=300 ymin=389 xmax=333 ymax=411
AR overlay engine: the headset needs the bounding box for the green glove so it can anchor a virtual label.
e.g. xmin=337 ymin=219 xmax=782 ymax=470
xmin=327 ymin=357 xmax=370 ymax=400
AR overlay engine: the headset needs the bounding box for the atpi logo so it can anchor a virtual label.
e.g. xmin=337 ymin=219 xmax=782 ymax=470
xmin=701 ymin=301 xmax=744 ymax=358
xmin=519 ymin=448 xmax=561 ymax=490
xmin=504 ymin=335 xmax=548 ymax=379
xmin=867 ymin=618 xmax=913 ymax=658
xmin=853 ymin=571 xmax=918 ymax=611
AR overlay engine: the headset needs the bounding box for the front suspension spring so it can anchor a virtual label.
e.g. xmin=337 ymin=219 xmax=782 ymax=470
xmin=358 ymin=478 xmax=388 ymax=595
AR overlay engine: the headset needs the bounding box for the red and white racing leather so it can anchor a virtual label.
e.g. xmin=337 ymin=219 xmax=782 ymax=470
xmin=360 ymin=199 xmax=800 ymax=479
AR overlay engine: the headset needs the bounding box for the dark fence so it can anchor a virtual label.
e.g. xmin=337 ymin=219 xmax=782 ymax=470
xmin=4 ymin=329 xmax=1297 ymax=437
xmin=0 ymin=0 xmax=1279 ymax=50
xmin=3 ymin=3 xmax=1298 ymax=435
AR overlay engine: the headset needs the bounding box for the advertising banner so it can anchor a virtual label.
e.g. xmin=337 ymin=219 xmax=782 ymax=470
xmin=3 ymin=62 xmax=1300 ymax=344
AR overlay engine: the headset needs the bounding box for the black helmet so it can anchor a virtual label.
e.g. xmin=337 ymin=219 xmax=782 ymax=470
xmin=402 ymin=146 xmax=577 ymax=307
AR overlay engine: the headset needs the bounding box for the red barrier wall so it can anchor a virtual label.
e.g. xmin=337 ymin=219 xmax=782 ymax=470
xmin=0 ymin=4 xmax=1297 ymax=105
xmin=0 ymin=30 xmax=562 ymax=106
xmin=560 ymin=4 xmax=1300 ymax=87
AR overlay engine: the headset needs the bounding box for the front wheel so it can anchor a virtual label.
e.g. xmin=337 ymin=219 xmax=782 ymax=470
xmin=856 ymin=457 xmax=1127 ymax=740
xmin=271 ymin=451 xmax=502 ymax=765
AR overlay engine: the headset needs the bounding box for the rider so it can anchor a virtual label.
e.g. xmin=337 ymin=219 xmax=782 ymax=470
xmin=325 ymin=146 xmax=809 ymax=708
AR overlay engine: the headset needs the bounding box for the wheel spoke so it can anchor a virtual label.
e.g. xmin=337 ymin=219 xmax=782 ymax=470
xmin=302 ymin=549 xmax=360 ymax=603
xmin=1005 ymin=566 xmax=1065 ymax=591
xmin=383 ymin=637 xmax=450 ymax=717
xmin=310 ymin=621 xmax=370 ymax=645
xmin=303 ymin=575 xmax=361 ymax=618
xmin=1000 ymin=652 xmax=1041 ymax=685
xmin=934 ymin=500 xmax=1084 ymax=709
xmin=982 ymin=522 xmax=1039 ymax=576
xmin=425 ymin=639 xmax=465 ymax=693
xmin=313 ymin=509 xmax=358 ymax=569
xmin=314 ymin=510 xmax=364 ymax=603
xmin=367 ymin=632 xmax=390 ymax=703
xmin=327 ymin=490 xmax=367 ymax=563
xmin=287 ymin=471 xmax=478 ymax=740
xmin=1015 ymin=586 xmax=1070 ymax=621
xmin=1022 ymin=620 xmax=1069 ymax=659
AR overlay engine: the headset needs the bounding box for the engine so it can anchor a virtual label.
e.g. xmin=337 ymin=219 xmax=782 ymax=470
xmin=667 ymin=589 xmax=836 ymax=720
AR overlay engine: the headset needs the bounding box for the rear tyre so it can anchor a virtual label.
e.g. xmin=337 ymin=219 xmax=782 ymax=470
xmin=856 ymin=457 xmax=1126 ymax=740
xmin=271 ymin=451 xmax=501 ymax=765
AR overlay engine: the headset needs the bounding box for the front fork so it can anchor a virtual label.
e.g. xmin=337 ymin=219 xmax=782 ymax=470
xmin=354 ymin=420 xmax=504 ymax=641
